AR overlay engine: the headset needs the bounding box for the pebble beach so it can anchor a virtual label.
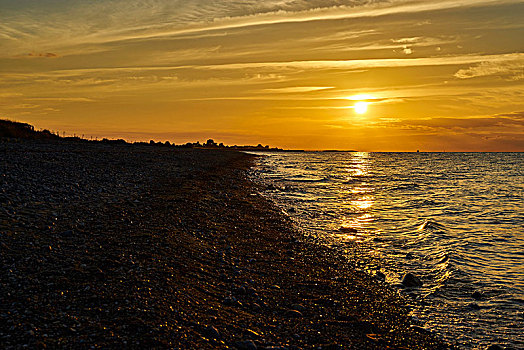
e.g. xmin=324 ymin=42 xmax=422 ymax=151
xmin=1 ymin=139 xmax=450 ymax=349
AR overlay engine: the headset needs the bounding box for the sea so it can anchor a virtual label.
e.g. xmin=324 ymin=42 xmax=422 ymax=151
xmin=250 ymin=152 xmax=523 ymax=349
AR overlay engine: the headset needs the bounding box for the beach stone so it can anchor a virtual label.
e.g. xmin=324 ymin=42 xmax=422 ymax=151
xmin=401 ymin=273 xmax=423 ymax=287
xmin=223 ymin=296 xmax=242 ymax=307
xmin=234 ymin=286 xmax=247 ymax=295
xmin=290 ymin=304 xmax=306 ymax=313
xmin=244 ymin=329 xmax=261 ymax=339
xmin=486 ymin=345 xmax=503 ymax=350
xmin=233 ymin=340 xmax=257 ymax=350
xmin=60 ymin=229 xmax=74 ymax=237
xmin=202 ymin=325 xmax=220 ymax=339
xmin=410 ymin=325 xmax=430 ymax=334
xmin=286 ymin=309 xmax=303 ymax=318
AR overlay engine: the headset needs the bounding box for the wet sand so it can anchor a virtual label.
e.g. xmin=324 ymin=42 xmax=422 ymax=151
xmin=0 ymin=139 xmax=451 ymax=349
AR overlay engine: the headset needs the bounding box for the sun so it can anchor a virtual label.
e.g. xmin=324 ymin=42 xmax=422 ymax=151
xmin=354 ymin=101 xmax=368 ymax=114
xmin=348 ymin=94 xmax=374 ymax=114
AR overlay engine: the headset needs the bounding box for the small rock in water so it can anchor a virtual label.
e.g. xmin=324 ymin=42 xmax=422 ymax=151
xmin=339 ymin=226 xmax=357 ymax=233
xmin=467 ymin=302 xmax=481 ymax=310
xmin=471 ymin=291 xmax=483 ymax=300
xmin=233 ymin=340 xmax=257 ymax=350
xmin=375 ymin=271 xmax=386 ymax=281
xmin=438 ymin=255 xmax=449 ymax=264
xmin=401 ymin=273 xmax=423 ymax=287
xmin=486 ymin=345 xmax=504 ymax=350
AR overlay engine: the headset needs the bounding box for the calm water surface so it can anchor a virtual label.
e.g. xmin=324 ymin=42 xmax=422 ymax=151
xmin=251 ymin=152 xmax=523 ymax=349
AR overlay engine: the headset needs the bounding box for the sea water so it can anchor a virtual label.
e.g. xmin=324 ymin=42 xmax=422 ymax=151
xmin=251 ymin=152 xmax=523 ymax=349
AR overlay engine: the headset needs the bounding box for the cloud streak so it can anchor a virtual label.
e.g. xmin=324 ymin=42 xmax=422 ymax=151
xmin=455 ymin=59 xmax=524 ymax=80
xmin=262 ymin=86 xmax=333 ymax=93
xmin=195 ymin=53 xmax=524 ymax=71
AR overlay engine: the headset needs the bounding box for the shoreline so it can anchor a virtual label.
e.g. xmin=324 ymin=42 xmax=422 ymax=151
xmin=1 ymin=139 xmax=450 ymax=349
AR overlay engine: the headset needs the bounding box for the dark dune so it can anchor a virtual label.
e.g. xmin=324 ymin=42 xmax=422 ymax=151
xmin=0 ymin=139 xmax=451 ymax=349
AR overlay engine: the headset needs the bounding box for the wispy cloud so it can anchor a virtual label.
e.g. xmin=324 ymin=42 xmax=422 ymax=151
xmin=262 ymin=86 xmax=333 ymax=93
xmin=4 ymin=103 xmax=40 ymax=110
xmin=376 ymin=113 xmax=524 ymax=132
xmin=28 ymin=97 xmax=95 ymax=102
xmin=454 ymin=58 xmax=524 ymax=80
xmin=195 ymin=53 xmax=524 ymax=71
xmin=0 ymin=92 xmax=23 ymax=98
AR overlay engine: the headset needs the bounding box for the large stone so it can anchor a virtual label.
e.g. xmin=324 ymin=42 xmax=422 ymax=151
xmin=290 ymin=304 xmax=306 ymax=313
xmin=401 ymin=273 xmax=423 ymax=287
xmin=202 ymin=326 xmax=221 ymax=340
xmin=233 ymin=340 xmax=257 ymax=350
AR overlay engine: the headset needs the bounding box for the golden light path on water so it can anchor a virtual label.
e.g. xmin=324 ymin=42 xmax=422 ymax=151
xmin=253 ymin=151 xmax=524 ymax=348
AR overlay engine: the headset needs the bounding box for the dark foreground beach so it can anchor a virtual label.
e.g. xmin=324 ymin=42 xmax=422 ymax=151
xmin=1 ymin=139 xmax=450 ymax=349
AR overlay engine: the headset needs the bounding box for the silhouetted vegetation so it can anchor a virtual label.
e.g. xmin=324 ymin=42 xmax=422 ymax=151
xmin=0 ymin=119 xmax=284 ymax=151
xmin=0 ymin=119 xmax=59 ymax=140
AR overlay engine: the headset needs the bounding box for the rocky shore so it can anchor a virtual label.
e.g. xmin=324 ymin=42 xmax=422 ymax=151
xmin=1 ymin=139 xmax=450 ymax=349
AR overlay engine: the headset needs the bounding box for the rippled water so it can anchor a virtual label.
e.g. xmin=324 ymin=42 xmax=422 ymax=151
xmin=251 ymin=152 xmax=524 ymax=349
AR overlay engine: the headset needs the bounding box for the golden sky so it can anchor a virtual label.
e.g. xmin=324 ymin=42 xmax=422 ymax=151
xmin=1 ymin=0 xmax=523 ymax=150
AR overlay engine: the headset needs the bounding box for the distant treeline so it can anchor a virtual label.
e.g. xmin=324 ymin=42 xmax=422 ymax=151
xmin=0 ymin=119 xmax=283 ymax=151
xmin=0 ymin=119 xmax=60 ymax=140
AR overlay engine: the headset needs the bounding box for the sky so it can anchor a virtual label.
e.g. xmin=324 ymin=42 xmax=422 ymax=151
xmin=1 ymin=0 xmax=523 ymax=151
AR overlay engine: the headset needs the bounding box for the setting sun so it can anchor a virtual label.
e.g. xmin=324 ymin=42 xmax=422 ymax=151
xmin=354 ymin=101 xmax=368 ymax=114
